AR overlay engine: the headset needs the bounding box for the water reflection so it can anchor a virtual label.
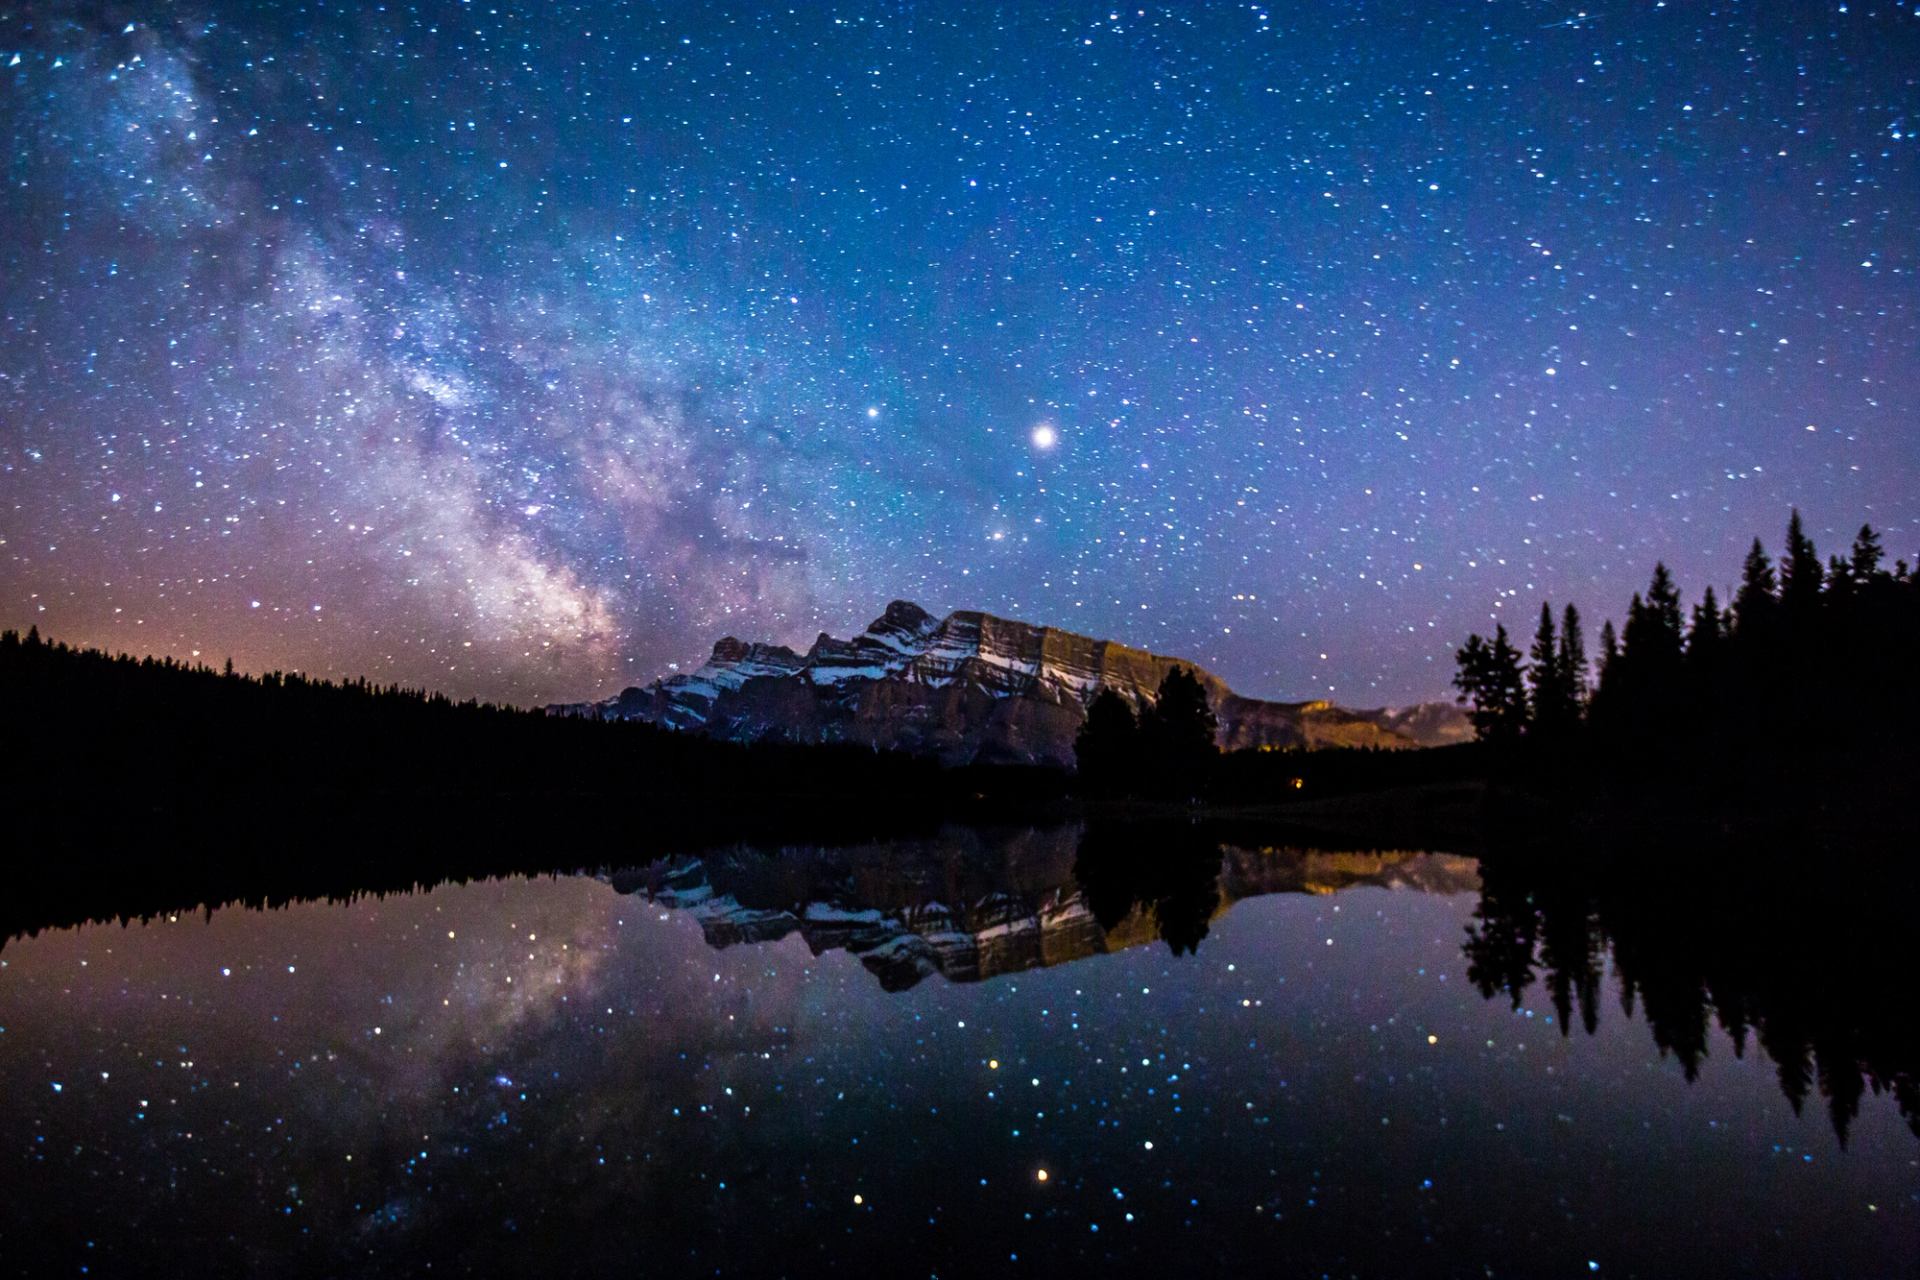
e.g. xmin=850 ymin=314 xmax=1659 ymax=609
xmin=0 ymin=827 xmax=1914 ymax=1277
xmin=1465 ymin=852 xmax=1920 ymax=1144
xmin=616 ymin=824 xmax=1477 ymax=988
xmin=618 ymin=824 xmax=1920 ymax=1147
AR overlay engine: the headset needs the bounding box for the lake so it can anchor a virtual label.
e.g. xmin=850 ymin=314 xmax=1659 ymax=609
xmin=0 ymin=825 xmax=1912 ymax=1277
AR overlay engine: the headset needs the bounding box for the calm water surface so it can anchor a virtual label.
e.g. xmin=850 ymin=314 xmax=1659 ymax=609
xmin=0 ymin=827 xmax=1912 ymax=1277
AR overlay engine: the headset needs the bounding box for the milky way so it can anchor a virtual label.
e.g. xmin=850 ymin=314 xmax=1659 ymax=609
xmin=2 ymin=2 xmax=1915 ymax=705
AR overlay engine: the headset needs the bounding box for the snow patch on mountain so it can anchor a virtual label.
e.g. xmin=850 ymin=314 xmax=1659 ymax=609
xmin=551 ymin=600 xmax=1471 ymax=765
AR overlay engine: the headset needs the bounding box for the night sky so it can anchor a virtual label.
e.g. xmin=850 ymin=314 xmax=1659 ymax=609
xmin=2 ymin=2 xmax=1915 ymax=707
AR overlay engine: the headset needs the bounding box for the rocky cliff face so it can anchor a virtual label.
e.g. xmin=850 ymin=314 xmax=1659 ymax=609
xmin=553 ymin=600 xmax=1470 ymax=766
xmin=1349 ymin=700 xmax=1480 ymax=748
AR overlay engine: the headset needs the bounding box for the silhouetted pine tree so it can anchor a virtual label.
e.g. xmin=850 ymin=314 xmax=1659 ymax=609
xmin=1454 ymin=624 xmax=1528 ymax=745
xmin=1527 ymin=604 xmax=1561 ymax=731
xmin=1558 ymin=604 xmax=1589 ymax=713
xmin=1847 ymin=524 xmax=1883 ymax=583
xmin=1075 ymin=687 xmax=1140 ymax=795
xmin=1779 ymin=509 xmax=1824 ymax=621
xmin=1825 ymin=553 xmax=1855 ymax=607
xmin=1591 ymin=566 xmax=1689 ymax=773
xmin=1683 ymin=584 xmax=1731 ymax=734
xmin=1528 ymin=603 xmax=1584 ymax=741
xmin=1460 ymin=512 xmax=1920 ymax=808
xmin=1139 ymin=666 xmax=1218 ymax=799
xmin=0 ymin=628 xmax=982 ymax=844
xmin=1732 ymin=538 xmax=1778 ymax=640
xmin=1597 ymin=619 xmax=1619 ymax=681
xmin=1637 ymin=564 xmax=1685 ymax=662
xmin=1686 ymin=585 xmax=1726 ymax=670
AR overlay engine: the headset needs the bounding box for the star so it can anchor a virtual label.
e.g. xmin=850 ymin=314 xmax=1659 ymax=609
xmin=0 ymin=0 xmax=1910 ymax=709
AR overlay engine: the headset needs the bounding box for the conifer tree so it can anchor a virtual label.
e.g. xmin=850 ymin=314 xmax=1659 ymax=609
xmin=1639 ymin=564 xmax=1685 ymax=662
xmin=1075 ymin=687 xmax=1139 ymax=792
xmin=1558 ymin=604 xmax=1589 ymax=712
xmin=1139 ymin=667 xmax=1218 ymax=797
xmin=1527 ymin=603 xmax=1576 ymax=737
xmin=1779 ymin=510 xmax=1823 ymax=618
xmin=1454 ymin=624 xmax=1529 ymax=744
xmin=1847 ymin=524 xmax=1883 ymax=584
xmin=1732 ymin=538 xmax=1777 ymax=638
xmin=1824 ymin=554 xmax=1854 ymax=605
xmin=1528 ymin=602 xmax=1559 ymax=729
xmin=1617 ymin=592 xmax=1644 ymax=667
xmin=1686 ymin=585 xmax=1726 ymax=669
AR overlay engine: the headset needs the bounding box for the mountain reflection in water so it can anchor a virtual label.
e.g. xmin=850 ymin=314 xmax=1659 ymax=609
xmin=615 ymin=823 xmax=1479 ymax=990
xmin=616 ymin=823 xmax=1918 ymax=1146
xmin=1 ymin=824 xmax=1915 ymax=1278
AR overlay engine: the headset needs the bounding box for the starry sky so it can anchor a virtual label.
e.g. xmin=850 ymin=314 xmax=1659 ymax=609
xmin=2 ymin=1 xmax=1915 ymax=706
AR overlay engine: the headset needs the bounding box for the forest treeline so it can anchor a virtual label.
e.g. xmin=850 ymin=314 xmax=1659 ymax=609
xmin=1073 ymin=510 xmax=1919 ymax=821
xmin=0 ymin=627 xmax=1065 ymax=844
xmin=8 ymin=507 xmax=1912 ymax=844
xmin=1071 ymin=665 xmax=1483 ymax=804
xmin=1072 ymin=665 xmax=1222 ymax=798
xmin=1450 ymin=511 xmax=1920 ymax=807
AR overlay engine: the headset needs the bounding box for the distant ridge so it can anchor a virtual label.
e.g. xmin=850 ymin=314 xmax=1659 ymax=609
xmin=551 ymin=601 xmax=1471 ymax=767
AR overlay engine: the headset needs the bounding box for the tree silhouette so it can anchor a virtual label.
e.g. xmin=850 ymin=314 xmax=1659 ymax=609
xmin=1528 ymin=602 xmax=1587 ymax=740
xmin=1075 ymin=687 xmax=1139 ymax=794
xmin=1139 ymin=666 xmax=1218 ymax=799
xmin=1462 ymin=842 xmax=1920 ymax=1144
xmin=1732 ymin=538 xmax=1778 ymax=639
xmin=1072 ymin=821 xmax=1224 ymax=955
xmin=1633 ymin=564 xmax=1685 ymax=664
xmin=0 ymin=626 xmax=985 ymax=855
xmin=1686 ymin=585 xmax=1726 ymax=670
xmin=1557 ymin=604 xmax=1589 ymax=713
xmin=1458 ymin=512 xmax=1919 ymax=809
xmin=1527 ymin=603 xmax=1563 ymax=735
xmin=1454 ymin=624 xmax=1528 ymax=744
xmin=1779 ymin=508 xmax=1824 ymax=622
xmin=1153 ymin=846 xmax=1224 ymax=955
xmin=1848 ymin=524 xmax=1884 ymax=584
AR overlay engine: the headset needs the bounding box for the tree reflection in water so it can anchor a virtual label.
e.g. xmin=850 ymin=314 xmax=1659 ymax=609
xmin=1072 ymin=821 xmax=1225 ymax=956
xmin=1071 ymin=822 xmax=1918 ymax=1146
xmin=1464 ymin=846 xmax=1920 ymax=1145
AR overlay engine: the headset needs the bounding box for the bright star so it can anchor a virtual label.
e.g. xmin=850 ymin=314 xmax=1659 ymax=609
xmin=1030 ymin=424 xmax=1058 ymax=450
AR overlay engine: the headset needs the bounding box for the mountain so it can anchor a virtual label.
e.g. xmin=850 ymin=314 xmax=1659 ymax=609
xmin=551 ymin=600 xmax=1470 ymax=767
xmin=1351 ymin=700 xmax=1478 ymax=749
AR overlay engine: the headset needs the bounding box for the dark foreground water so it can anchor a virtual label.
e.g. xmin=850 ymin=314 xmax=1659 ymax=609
xmin=0 ymin=827 xmax=1912 ymax=1277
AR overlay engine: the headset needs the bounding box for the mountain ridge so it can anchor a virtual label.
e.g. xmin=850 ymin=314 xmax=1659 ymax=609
xmin=551 ymin=601 xmax=1472 ymax=766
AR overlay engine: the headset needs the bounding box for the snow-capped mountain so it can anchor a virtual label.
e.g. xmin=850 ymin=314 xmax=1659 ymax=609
xmin=551 ymin=600 xmax=1471 ymax=766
